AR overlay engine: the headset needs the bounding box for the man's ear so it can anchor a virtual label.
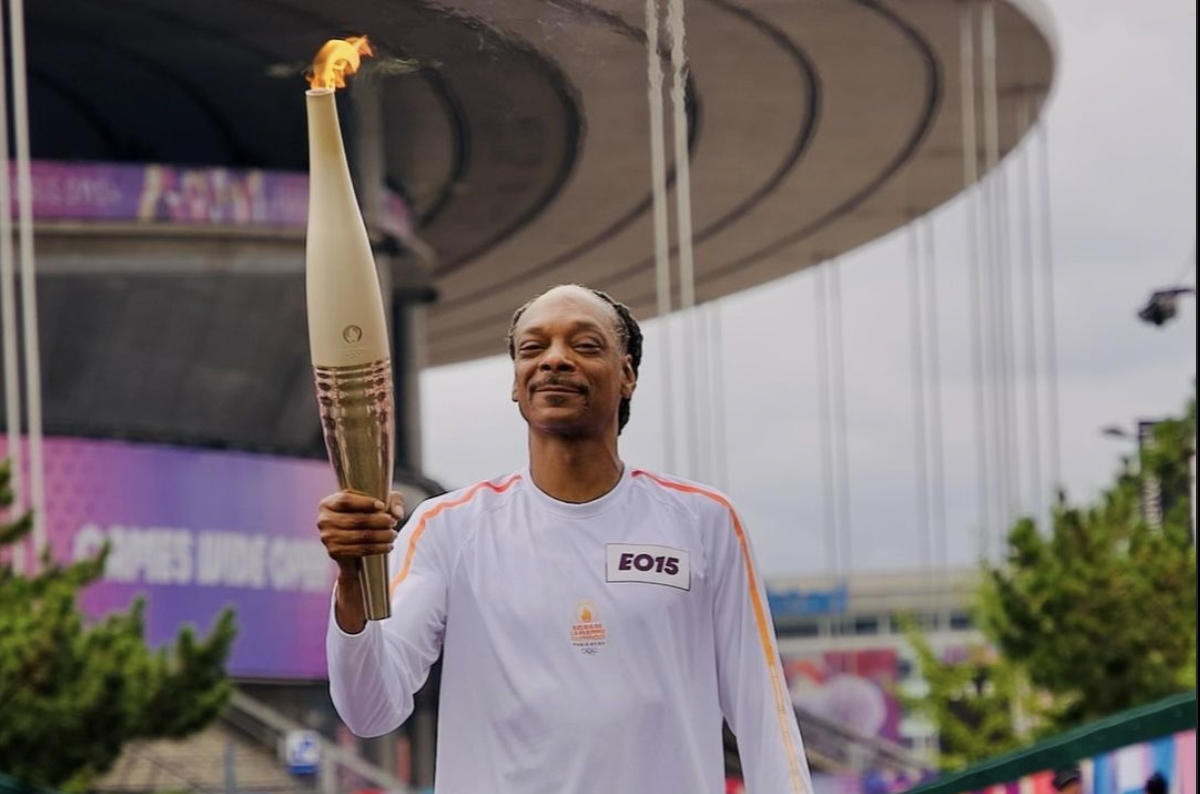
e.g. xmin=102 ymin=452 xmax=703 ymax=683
xmin=621 ymin=355 xmax=636 ymax=399
xmin=511 ymin=378 xmax=519 ymax=402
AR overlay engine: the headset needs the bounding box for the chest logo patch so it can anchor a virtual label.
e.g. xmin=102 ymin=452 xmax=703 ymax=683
xmin=606 ymin=544 xmax=691 ymax=591
xmin=570 ymin=600 xmax=607 ymax=655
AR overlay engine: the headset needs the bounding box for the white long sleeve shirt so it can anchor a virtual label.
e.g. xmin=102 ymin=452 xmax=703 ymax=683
xmin=327 ymin=466 xmax=811 ymax=794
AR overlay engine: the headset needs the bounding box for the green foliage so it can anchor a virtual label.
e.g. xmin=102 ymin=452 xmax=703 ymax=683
xmin=899 ymin=622 xmax=1029 ymax=770
xmin=907 ymin=394 xmax=1197 ymax=767
xmin=981 ymin=396 xmax=1196 ymax=726
xmin=0 ymin=461 xmax=238 ymax=792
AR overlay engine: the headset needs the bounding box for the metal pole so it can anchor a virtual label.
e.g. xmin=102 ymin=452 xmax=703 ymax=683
xmin=995 ymin=168 xmax=1020 ymax=518
xmin=922 ymin=219 xmax=950 ymax=628
xmin=695 ymin=295 xmax=712 ymax=483
xmin=908 ymin=224 xmax=931 ymax=570
xmin=320 ymin=748 xmax=338 ymax=794
xmin=667 ymin=0 xmax=699 ymax=479
xmin=9 ymin=0 xmax=44 ymax=567
xmin=1016 ymin=96 xmax=1044 ymax=522
xmin=224 ymin=740 xmax=237 ymax=794
xmin=667 ymin=0 xmax=695 ymax=313
xmin=709 ymin=302 xmax=729 ymax=491
xmin=645 ymin=0 xmax=676 ymax=473
xmin=829 ymin=259 xmax=852 ymax=595
xmin=960 ymin=0 xmax=992 ymax=559
xmin=981 ymin=0 xmax=1010 ymax=554
xmin=0 ymin=5 xmax=24 ymax=574
xmin=1035 ymin=116 xmax=1063 ymax=505
xmin=813 ymin=264 xmax=839 ymax=588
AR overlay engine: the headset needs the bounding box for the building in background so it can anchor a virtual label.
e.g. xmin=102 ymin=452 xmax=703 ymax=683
xmin=769 ymin=570 xmax=982 ymax=763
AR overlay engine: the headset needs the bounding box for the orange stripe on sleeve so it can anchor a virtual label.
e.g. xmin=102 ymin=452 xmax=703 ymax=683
xmin=632 ymin=470 xmax=806 ymax=794
xmin=388 ymin=474 xmax=522 ymax=597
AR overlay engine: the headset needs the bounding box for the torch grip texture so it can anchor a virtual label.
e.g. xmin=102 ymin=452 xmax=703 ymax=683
xmin=315 ymin=358 xmax=395 ymax=621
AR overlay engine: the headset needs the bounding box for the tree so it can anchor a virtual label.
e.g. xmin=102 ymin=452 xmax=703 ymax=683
xmin=907 ymin=395 xmax=1196 ymax=766
xmin=0 ymin=460 xmax=238 ymax=792
xmin=900 ymin=629 xmax=1029 ymax=770
xmin=981 ymin=395 xmax=1196 ymax=726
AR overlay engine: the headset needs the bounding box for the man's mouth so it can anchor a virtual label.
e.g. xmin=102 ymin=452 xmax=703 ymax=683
xmin=533 ymin=381 xmax=585 ymax=395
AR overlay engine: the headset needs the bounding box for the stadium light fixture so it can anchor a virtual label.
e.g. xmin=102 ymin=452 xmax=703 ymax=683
xmin=1137 ymin=286 xmax=1194 ymax=327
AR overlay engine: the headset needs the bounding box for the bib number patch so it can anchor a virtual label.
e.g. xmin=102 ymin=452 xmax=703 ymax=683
xmin=606 ymin=544 xmax=691 ymax=590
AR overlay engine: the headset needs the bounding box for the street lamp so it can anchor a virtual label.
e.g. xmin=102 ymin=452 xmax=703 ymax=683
xmin=1130 ymin=256 xmax=1198 ymax=537
xmin=1099 ymin=420 xmax=1165 ymax=529
xmin=1137 ymin=286 xmax=1194 ymax=327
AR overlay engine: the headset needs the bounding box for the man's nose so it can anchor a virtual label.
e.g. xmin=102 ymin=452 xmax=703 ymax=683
xmin=539 ymin=341 xmax=576 ymax=371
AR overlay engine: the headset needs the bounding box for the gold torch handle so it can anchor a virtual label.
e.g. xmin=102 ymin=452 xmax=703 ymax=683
xmin=315 ymin=358 xmax=395 ymax=620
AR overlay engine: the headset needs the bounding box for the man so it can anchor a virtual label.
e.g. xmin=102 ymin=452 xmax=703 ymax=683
xmin=1052 ymin=766 xmax=1083 ymax=794
xmin=319 ymin=285 xmax=811 ymax=793
xmin=1144 ymin=773 xmax=1168 ymax=794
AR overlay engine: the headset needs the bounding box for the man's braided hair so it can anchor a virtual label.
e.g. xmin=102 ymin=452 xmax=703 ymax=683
xmin=506 ymin=285 xmax=643 ymax=434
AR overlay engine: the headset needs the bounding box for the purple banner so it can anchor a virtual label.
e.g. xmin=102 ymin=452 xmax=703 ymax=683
xmin=15 ymin=160 xmax=411 ymax=238
xmin=1 ymin=437 xmax=341 ymax=680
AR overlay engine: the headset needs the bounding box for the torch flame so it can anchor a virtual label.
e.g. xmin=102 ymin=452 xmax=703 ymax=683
xmin=580 ymin=607 xmax=593 ymax=623
xmin=308 ymin=36 xmax=374 ymax=90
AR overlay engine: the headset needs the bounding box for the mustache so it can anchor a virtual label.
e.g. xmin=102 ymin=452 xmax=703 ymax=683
xmin=531 ymin=377 xmax=588 ymax=394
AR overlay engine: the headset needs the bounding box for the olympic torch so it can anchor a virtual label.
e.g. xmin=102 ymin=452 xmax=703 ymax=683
xmin=305 ymin=37 xmax=394 ymax=620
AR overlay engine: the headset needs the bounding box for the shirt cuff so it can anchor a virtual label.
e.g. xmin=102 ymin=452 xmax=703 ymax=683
xmin=327 ymin=587 xmax=382 ymax=640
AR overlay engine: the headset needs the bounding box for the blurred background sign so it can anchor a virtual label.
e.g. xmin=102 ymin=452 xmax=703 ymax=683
xmin=768 ymin=582 xmax=849 ymax=617
xmin=283 ymin=730 xmax=320 ymax=776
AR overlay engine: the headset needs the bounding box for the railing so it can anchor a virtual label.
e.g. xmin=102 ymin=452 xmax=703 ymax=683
xmin=794 ymin=704 xmax=930 ymax=774
xmin=226 ymin=691 xmax=410 ymax=794
xmin=906 ymin=690 xmax=1197 ymax=794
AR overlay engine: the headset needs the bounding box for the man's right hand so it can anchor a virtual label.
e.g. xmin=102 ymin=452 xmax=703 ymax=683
xmin=318 ymin=490 xmax=404 ymax=634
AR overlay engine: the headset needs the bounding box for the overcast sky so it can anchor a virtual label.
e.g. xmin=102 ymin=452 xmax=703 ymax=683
xmin=418 ymin=0 xmax=1197 ymax=580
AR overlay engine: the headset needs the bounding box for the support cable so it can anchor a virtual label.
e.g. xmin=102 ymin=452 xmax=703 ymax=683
xmin=923 ymin=219 xmax=950 ymax=626
xmin=1036 ymin=117 xmax=1063 ymax=506
xmin=645 ymin=0 xmax=677 ymax=473
xmin=9 ymin=0 xmax=44 ymax=568
xmin=0 ymin=8 xmax=23 ymax=574
xmin=981 ymin=0 xmax=1010 ymax=553
xmin=908 ymin=225 xmax=932 ymax=571
xmin=813 ymin=264 xmax=840 ymax=608
xmin=959 ymin=0 xmax=993 ymax=557
xmin=1016 ymin=97 xmax=1044 ymax=522
xmin=709 ymin=302 xmax=729 ymax=492
xmin=667 ymin=0 xmax=700 ymax=479
xmin=829 ymin=259 xmax=852 ymax=600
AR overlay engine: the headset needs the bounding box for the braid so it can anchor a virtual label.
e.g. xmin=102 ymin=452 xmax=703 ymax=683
xmin=588 ymin=289 xmax=642 ymax=433
xmin=506 ymin=285 xmax=643 ymax=434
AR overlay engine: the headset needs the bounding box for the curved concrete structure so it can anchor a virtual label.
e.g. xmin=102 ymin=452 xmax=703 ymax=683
xmin=21 ymin=0 xmax=1054 ymax=455
xmin=417 ymin=0 xmax=1056 ymax=365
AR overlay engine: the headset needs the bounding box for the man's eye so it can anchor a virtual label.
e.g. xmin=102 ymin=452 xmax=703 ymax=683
xmin=518 ymin=344 xmax=543 ymax=355
xmin=575 ymin=341 xmax=601 ymax=352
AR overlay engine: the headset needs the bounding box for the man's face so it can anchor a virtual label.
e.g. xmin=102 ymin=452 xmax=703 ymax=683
xmin=1060 ymin=782 xmax=1082 ymax=794
xmin=510 ymin=287 xmax=636 ymax=438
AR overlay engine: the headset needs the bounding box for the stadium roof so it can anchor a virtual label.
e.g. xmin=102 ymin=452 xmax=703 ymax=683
xmin=21 ymin=0 xmax=1055 ymax=456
